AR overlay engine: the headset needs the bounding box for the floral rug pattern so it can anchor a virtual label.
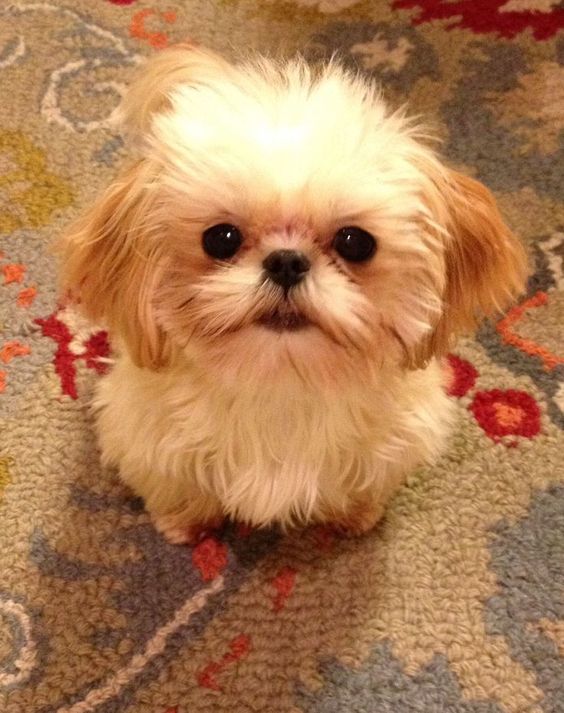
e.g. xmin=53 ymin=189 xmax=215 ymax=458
xmin=1 ymin=2 xmax=563 ymax=711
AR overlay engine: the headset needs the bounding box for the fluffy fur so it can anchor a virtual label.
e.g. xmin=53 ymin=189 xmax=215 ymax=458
xmin=59 ymin=46 xmax=527 ymax=543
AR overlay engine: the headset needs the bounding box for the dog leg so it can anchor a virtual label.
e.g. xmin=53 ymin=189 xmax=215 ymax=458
xmin=151 ymin=500 xmax=225 ymax=545
xmin=332 ymin=499 xmax=385 ymax=537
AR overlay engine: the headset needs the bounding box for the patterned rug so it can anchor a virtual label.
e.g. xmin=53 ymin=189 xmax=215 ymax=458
xmin=1 ymin=2 xmax=564 ymax=712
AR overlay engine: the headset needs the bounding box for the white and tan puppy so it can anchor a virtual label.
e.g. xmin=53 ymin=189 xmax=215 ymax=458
xmin=59 ymin=46 xmax=527 ymax=543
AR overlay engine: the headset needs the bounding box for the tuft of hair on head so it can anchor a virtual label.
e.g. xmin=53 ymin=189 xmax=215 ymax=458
xmin=410 ymin=167 xmax=528 ymax=368
xmin=117 ymin=44 xmax=235 ymax=145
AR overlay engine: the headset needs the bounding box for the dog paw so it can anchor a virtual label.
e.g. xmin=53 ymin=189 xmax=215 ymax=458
xmin=331 ymin=503 xmax=384 ymax=538
xmin=153 ymin=513 xmax=224 ymax=545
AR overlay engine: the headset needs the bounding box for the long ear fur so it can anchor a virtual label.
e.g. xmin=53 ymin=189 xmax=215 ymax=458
xmin=58 ymin=46 xmax=233 ymax=369
xmin=57 ymin=162 xmax=168 ymax=369
xmin=412 ymin=170 xmax=528 ymax=367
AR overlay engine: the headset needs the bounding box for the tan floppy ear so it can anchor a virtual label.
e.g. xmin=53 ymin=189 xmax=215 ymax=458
xmin=412 ymin=170 xmax=528 ymax=367
xmin=57 ymin=162 xmax=168 ymax=370
xmin=118 ymin=44 xmax=234 ymax=142
xmin=58 ymin=46 xmax=233 ymax=369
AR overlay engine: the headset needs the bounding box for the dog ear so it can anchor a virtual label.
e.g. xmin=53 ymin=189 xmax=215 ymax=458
xmin=58 ymin=46 xmax=232 ymax=369
xmin=410 ymin=170 xmax=528 ymax=368
xmin=57 ymin=162 xmax=169 ymax=370
xmin=118 ymin=44 xmax=234 ymax=142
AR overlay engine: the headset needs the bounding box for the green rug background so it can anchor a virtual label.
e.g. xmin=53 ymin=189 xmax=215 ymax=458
xmin=1 ymin=2 xmax=563 ymax=711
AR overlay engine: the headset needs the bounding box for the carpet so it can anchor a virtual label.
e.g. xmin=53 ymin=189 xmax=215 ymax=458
xmin=1 ymin=2 xmax=564 ymax=712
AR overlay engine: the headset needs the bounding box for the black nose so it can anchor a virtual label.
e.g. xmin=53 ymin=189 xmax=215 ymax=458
xmin=263 ymin=250 xmax=311 ymax=290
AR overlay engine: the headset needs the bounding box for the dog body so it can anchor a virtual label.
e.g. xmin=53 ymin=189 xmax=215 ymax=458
xmin=60 ymin=47 xmax=526 ymax=542
xmin=96 ymin=351 xmax=450 ymax=539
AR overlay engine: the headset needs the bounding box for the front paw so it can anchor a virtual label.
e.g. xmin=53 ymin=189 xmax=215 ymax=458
xmin=153 ymin=513 xmax=224 ymax=545
xmin=331 ymin=502 xmax=384 ymax=538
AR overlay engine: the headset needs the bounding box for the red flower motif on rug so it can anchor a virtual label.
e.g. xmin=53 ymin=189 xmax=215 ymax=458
xmin=35 ymin=307 xmax=110 ymax=399
xmin=393 ymin=0 xmax=564 ymax=40
xmin=192 ymin=536 xmax=228 ymax=581
xmin=130 ymin=8 xmax=177 ymax=49
xmin=497 ymin=291 xmax=564 ymax=372
xmin=444 ymin=354 xmax=478 ymax=398
xmin=17 ymin=286 xmax=37 ymax=308
xmin=271 ymin=566 xmax=297 ymax=612
xmin=197 ymin=634 xmax=251 ymax=691
xmin=3 ymin=263 xmax=26 ymax=285
xmin=470 ymin=389 xmax=541 ymax=442
xmin=0 ymin=340 xmax=31 ymax=364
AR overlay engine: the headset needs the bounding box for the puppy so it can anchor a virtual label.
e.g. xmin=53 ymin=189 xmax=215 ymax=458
xmin=59 ymin=46 xmax=527 ymax=543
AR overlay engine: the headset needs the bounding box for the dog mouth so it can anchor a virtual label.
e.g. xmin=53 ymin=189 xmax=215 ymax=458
xmin=256 ymin=309 xmax=311 ymax=332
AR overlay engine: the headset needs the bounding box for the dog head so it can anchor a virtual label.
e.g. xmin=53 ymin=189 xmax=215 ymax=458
xmin=59 ymin=46 xmax=527 ymax=387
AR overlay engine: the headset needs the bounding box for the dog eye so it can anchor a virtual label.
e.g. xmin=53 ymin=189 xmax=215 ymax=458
xmin=332 ymin=226 xmax=376 ymax=262
xmin=202 ymin=223 xmax=243 ymax=259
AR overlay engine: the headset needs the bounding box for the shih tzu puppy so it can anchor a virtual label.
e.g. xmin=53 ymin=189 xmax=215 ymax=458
xmin=59 ymin=46 xmax=527 ymax=543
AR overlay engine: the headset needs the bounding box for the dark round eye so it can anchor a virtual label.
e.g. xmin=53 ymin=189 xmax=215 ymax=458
xmin=202 ymin=223 xmax=243 ymax=260
xmin=332 ymin=226 xmax=376 ymax=262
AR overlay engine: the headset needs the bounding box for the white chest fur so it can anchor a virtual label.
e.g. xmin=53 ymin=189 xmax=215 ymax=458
xmin=94 ymin=356 xmax=451 ymax=527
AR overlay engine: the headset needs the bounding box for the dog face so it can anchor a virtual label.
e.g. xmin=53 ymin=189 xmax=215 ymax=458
xmin=59 ymin=47 xmax=527 ymax=388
